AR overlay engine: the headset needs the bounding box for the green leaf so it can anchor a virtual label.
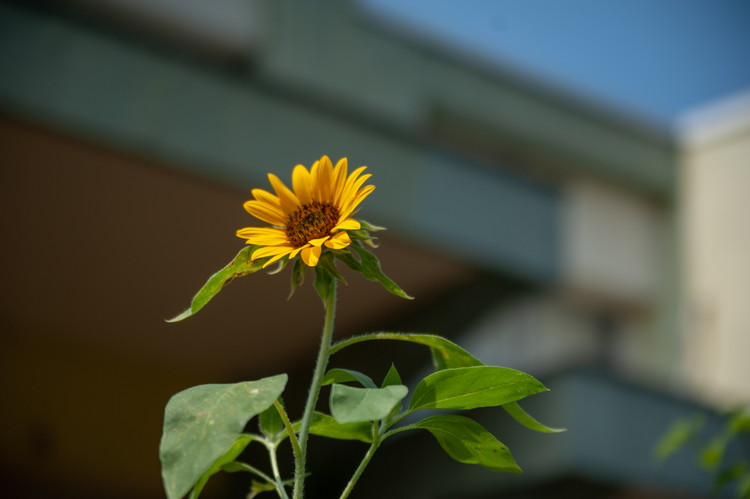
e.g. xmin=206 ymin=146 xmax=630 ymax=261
xmin=381 ymin=364 xmax=402 ymax=388
xmin=330 ymin=384 xmax=409 ymax=423
xmin=712 ymin=462 xmax=748 ymax=494
xmin=413 ymin=414 xmax=521 ymax=473
xmin=336 ymin=241 xmax=412 ymax=299
xmin=167 ymin=246 xmax=263 ymax=322
xmin=701 ymin=434 xmax=729 ymax=471
xmin=308 ymin=412 xmax=373 ymax=443
xmin=653 ymin=413 xmax=705 ymax=462
xmin=408 ymin=366 xmax=547 ymax=412
xmin=248 ymin=480 xmax=276 ymax=498
xmin=258 ymin=400 xmax=284 ymax=439
xmin=329 ymin=333 xmax=483 ymax=370
xmin=160 ymin=374 xmax=288 ymax=499
xmin=503 ymin=401 xmax=565 ymax=433
xmin=322 ymin=368 xmax=377 ymax=389
xmin=189 ymin=434 xmax=255 ymax=499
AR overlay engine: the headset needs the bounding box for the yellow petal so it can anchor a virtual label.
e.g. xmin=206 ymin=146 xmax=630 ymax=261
xmin=331 ymin=157 xmax=349 ymax=205
xmin=290 ymin=245 xmax=307 ymax=259
xmin=301 ymin=245 xmax=322 ymax=266
xmin=292 ymin=164 xmax=313 ymax=205
xmin=243 ymin=200 xmax=287 ymax=226
xmin=308 ymin=236 xmax=330 ymax=247
xmin=252 ymin=245 xmax=294 ymax=261
xmin=235 ymin=227 xmax=289 ymax=245
xmin=314 ymin=155 xmax=334 ymax=201
xmin=340 ymin=184 xmax=375 ymax=220
xmin=336 ymin=166 xmax=368 ymax=210
xmin=334 ymin=218 xmax=360 ymax=230
xmin=324 ymin=231 xmax=351 ymax=249
xmin=268 ymin=173 xmax=299 ymax=214
xmin=252 ymin=188 xmax=281 ymax=209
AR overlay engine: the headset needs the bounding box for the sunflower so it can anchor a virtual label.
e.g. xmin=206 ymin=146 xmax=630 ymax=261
xmin=236 ymin=156 xmax=375 ymax=267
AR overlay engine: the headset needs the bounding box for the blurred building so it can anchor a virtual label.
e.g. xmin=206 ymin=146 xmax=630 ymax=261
xmin=1 ymin=1 xmax=748 ymax=498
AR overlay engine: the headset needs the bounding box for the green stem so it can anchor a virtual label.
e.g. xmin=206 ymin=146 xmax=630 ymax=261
xmin=293 ymin=281 xmax=337 ymax=499
xmin=338 ymin=422 xmax=381 ymax=499
xmin=266 ymin=442 xmax=291 ymax=499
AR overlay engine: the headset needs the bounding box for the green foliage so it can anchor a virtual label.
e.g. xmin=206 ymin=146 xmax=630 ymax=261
xmin=322 ymin=368 xmax=377 ymax=389
xmin=413 ymin=415 xmax=522 ymax=473
xmin=329 ymin=332 xmax=482 ymax=369
xmin=159 ymin=375 xmax=287 ymax=499
xmin=656 ymin=407 xmax=750 ymax=498
xmin=167 ymin=246 xmax=263 ymax=322
xmin=335 ymin=241 xmax=413 ymax=299
xmin=308 ymin=412 xmax=373 ymax=443
xmin=408 ymin=366 xmax=547 ymax=412
xmin=330 ymin=384 xmax=409 ymax=423
xmin=503 ymin=401 xmax=566 ymax=433
xmin=259 ymin=401 xmax=285 ymax=439
xmin=190 ymin=435 xmax=255 ymax=499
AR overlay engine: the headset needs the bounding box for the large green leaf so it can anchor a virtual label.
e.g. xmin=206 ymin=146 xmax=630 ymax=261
xmin=414 ymin=414 xmax=521 ymax=472
xmin=160 ymin=374 xmax=287 ymax=499
xmin=190 ymin=434 xmax=255 ymax=499
xmin=503 ymin=401 xmax=565 ymax=433
xmin=408 ymin=366 xmax=546 ymax=412
xmin=167 ymin=246 xmax=263 ymax=322
xmin=308 ymin=412 xmax=373 ymax=443
xmin=330 ymin=384 xmax=408 ymax=423
xmin=329 ymin=333 xmax=483 ymax=370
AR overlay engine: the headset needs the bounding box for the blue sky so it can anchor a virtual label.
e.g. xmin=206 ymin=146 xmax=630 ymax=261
xmin=358 ymin=0 xmax=750 ymax=130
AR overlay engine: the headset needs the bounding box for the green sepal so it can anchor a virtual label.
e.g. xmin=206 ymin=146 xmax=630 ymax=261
xmin=330 ymin=384 xmax=409 ymax=423
xmin=159 ymin=374 xmax=287 ymax=499
xmin=335 ymin=241 xmax=412 ymax=299
xmin=308 ymin=412 xmax=374 ymax=443
xmin=413 ymin=414 xmax=521 ymax=473
xmin=288 ymin=258 xmax=306 ymax=299
xmin=503 ymin=401 xmax=565 ymax=433
xmin=408 ymin=366 xmax=547 ymax=412
xmin=329 ymin=332 xmax=483 ymax=370
xmin=189 ymin=434 xmax=256 ymax=499
xmin=248 ymin=480 xmax=277 ymax=498
xmin=167 ymin=245 xmax=264 ymax=322
xmin=322 ymin=368 xmax=377 ymax=389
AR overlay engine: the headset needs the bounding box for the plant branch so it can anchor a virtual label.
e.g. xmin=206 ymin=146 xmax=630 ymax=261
xmin=293 ymin=280 xmax=337 ymax=499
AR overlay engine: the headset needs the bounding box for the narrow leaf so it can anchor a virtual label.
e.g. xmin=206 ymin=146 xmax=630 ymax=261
xmin=322 ymin=368 xmax=377 ymax=388
xmin=413 ymin=414 xmax=521 ymax=472
xmin=190 ymin=435 xmax=255 ymax=499
xmin=308 ymin=412 xmax=373 ymax=443
xmin=167 ymin=246 xmax=263 ymax=322
xmin=503 ymin=401 xmax=565 ymax=433
xmin=408 ymin=366 xmax=546 ymax=412
xmin=160 ymin=374 xmax=287 ymax=499
xmin=330 ymin=384 xmax=408 ymax=423
xmin=329 ymin=333 xmax=483 ymax=369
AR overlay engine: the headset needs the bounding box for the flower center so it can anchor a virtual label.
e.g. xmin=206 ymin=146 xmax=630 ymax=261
xmin=286 ymin=201 xmax=340 ymax=248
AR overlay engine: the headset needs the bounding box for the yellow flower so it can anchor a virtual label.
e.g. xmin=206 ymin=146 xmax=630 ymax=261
xmin=236 ymin=156 xmax=375 ymax=267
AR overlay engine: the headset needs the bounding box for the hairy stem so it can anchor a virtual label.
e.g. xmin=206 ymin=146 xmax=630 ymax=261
xmin=292 ymin=281 xmax=337 ymax=499
xmin=339 ymin=422 xmax=381 ymax=499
